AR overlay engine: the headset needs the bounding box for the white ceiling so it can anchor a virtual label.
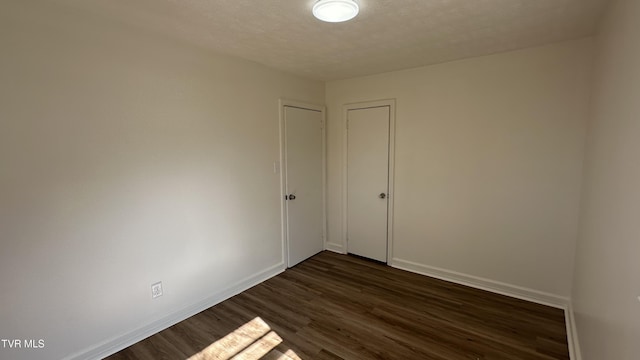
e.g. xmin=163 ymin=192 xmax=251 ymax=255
xmin=50 ymin=0 xmax=610 ymax=81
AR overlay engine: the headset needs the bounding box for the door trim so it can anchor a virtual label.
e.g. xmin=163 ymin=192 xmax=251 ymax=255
xmin=342 ymin=99 xmax=396 ymax=263
xmin=279 ymin=99 xmax=327 ymax=267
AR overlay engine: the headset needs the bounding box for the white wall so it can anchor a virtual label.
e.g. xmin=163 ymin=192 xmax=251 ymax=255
xmin=572 ymin=0 xmax=640 ymax=358
xmin=0 ymin=1 xmax=324 ymax=359
xmin=326 ymin=39 xmax=593 ymax=300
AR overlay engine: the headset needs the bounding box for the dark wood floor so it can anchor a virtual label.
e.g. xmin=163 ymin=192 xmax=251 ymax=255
xmin=107 ymin=251 xmax=569 ymax=360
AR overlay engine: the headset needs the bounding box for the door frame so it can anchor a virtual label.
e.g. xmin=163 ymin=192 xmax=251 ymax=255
xmin=342 ymin=99 xmax=396 ymax=263
xmin=279 ymin=99 xmax=327 ymax=267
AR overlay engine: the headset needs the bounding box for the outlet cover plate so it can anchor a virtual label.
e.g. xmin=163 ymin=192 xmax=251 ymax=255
xmin=151 ymin=282 xmax=163 ymax=299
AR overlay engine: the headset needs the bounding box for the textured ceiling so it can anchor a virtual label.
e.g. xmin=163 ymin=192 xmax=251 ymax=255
xmin=48 ymin=0 xmax=610 ymax=81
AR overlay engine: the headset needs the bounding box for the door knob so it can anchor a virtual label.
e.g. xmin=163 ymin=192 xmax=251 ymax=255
xmin=379 ymin=193 xmax=386 ymax=199
xmin=288 ymin=194 xmax=296 ymax=200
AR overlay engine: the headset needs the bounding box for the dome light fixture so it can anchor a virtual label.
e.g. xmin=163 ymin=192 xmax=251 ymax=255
xmin=312 ymin=0 xmax=360 ymax=23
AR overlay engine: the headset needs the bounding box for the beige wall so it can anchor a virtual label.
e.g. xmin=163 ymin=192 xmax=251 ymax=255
xmin=326 ymin=39 xmax=594 ymax=299
xmin=572 ymin=0 xmax=640 ymax=358
xmin=0 ymin=1 xmax=323 ymax=359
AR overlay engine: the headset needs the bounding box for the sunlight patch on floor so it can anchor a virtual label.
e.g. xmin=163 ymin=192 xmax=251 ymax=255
xmin=187 ymin=317 xmax=301 ymax=360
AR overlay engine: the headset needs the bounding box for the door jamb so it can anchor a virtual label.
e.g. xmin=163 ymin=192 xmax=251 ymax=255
xmin=342 ymin=99 xmax=396 ymax=264
xmin=279 ymin=99 xmax=327 ymax=268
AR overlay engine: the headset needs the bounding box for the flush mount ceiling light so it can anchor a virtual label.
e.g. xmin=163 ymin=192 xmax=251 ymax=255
xmin=312 ymin=0 xmax=359 ymax=23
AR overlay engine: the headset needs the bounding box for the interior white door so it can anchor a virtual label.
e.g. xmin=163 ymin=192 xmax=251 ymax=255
xmin=347 ymin=106 xmax=390 ymax=262
xmin=284 ymin=106 xmax=324 ymax=267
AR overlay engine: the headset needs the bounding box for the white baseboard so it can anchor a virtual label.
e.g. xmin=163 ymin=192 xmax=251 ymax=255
xmin=565 ymin=304 xmax=582 ymax=360
xmin=390 ymin=257 xmax=569 ymax=309
xmin=63 ymin=262 xmax=286 ymax=360
xmin=391 ymin=257 xmax=582 ymax=358
xmin=325 ymin=242 xmax=345 ymax=253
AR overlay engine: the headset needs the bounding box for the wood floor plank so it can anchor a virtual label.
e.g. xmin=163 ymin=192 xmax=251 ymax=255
xmin=106 ymin=251 xmax=569 ymax=360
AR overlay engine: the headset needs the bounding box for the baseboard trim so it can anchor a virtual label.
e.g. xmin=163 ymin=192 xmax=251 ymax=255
xmin=63 ymin=262 xmax=286 ymax=360
xmin=565 ymin=304 xmax=582 ymax=360
xmin=325 ymin=242 xmax=345 ymax=253
xmin=390 ymin=257 xmax=569 ymax=309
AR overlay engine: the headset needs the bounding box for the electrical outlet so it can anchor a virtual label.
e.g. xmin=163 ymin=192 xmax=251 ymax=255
xmin=151 ymin=282 xmax=163 ymax=299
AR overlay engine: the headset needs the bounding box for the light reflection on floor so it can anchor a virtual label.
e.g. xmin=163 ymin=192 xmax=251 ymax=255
xmin=187 ymin=317 xmax=301 ymax=360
